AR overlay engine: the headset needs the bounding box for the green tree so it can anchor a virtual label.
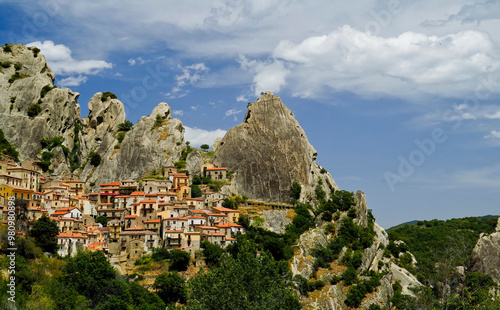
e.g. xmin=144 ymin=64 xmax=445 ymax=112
xmin=222 ymin=197 xmax=238 ymax=209
xmin=95 ymin=216 xmax=108 ymax=227
xmin=200 ymin=144 xmax=210 ymax=151
xmin=169 ymin=249 xmax=191 ymax=271
xmin=190 ymin=184 xmax=202 ymax=198
xmin=290 ymin=181 xmax=301 ymax=202
xmin=201 ymin=240 xmax=224 ymax=267
xmin=153 ymin=272 xmax=187 ymax=305
xmin=129 ymin=281 xmax=166 ymax=310
xmin=62 ymin=251 xmax=118 ymax=307
xmin=117 ymin=120 xmax=133 ymax=131
xmin=187 ymin=240 xmax=301 ymax=310
xmin=28 ymin=214 xmax=59 ymax=253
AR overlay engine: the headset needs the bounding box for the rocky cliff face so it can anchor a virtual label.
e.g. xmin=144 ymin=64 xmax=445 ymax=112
xmin=291 ymin=191 xmax=422 ymax=309
xmin=0 ymin=44 xmax=80 ymax=160
xmin=471 ymin=217 xmax=500 ymax=284
xmin=0 ymin=44 xmax=186 ymax=187
xmin=213 ymin=92 xmax=337 ymax=203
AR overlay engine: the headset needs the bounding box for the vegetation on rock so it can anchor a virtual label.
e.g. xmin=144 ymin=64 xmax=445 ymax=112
xmin=0 ymin=128 xmax=20 ymax=161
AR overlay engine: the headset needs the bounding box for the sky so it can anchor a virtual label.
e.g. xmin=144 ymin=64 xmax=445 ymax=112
xmin=1 ymin=0 xmax=499 ymax=228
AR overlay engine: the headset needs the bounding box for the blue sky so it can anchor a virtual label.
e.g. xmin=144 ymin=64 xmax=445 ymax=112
xmin=1 ymin=0 xmax=499 ymax=228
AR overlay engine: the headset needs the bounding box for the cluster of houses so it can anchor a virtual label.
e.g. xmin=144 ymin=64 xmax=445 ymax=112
xmin=0 ymin=154 xmax=245 ymax=260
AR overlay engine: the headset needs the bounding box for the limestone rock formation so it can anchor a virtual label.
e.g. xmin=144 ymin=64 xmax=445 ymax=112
xmin=289 ymin=191 xmax=422 ymax=309
xmin=260 ymin=209 xmax=291 ymax=234
xmin=186 ymin=150 xmax=204 ymax=176
xmin=79 ymin=101 xmax=185 ymax=190
xmin=471 ymin=217 xmax=500 ymax=283
xmin=0 ymin=44 xmax=186 ymax=187
xmin=212 ymin=136 xmax=222 ymax=152
xmin=213 ymin=92 xmax=337 ymax=203
xmin=0 ymin=44 xmax=80 ymax=161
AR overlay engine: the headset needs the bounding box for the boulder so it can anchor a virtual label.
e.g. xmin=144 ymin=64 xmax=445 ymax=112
xmin=471 ymin=217 xmax=500 ymax=283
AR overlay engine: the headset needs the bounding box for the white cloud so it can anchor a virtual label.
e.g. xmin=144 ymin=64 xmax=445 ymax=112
xmin=58 ymin=75 xmax=88 ymax=87
xmin=238 ymin=55 xmax=290 ymax=95
xmin=128 ymin=57 xmax=149 ymax=66
xmin=27 ymin=41 xmax=112 ymax=76
xmin=172 ymin=110 xmax=184 ymax=116
xmin=225 ymin=109 xmax=242 ymax=121
xmin=165 ymin=63 xmax=209 ymax=98
xmin=236 ymin=95 xmax=248 ymax=102
xmin=484 ymin=130 xmax=500 ymax=139
xmin=191 ymin=105 xmax=199 ymax=111
xmin=269 ymin=26 xmax=500 ymax=99
xmin=485 ymin=111 xmax=500 ymax=119
xmin=184 ymin=126 xmax=227 ymax=149
xmin=425 ymin=0 xmax=500 ymax=25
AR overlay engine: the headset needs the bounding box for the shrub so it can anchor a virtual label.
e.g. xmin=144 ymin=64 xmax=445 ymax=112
xmin=10 ymin=96 xmax=16 ymax=103
xmin=1 ymin=61 xmax=11 ymax=68
xmin=152 ymin=114 xmax=164 ymax=129
xmin=341 ymin=266 xmax=357 ymax=285
xmin=222 ymin=197 xmax=238 ymax=209
xmin=40 ymin=85 xmax=55 ymax=98
xmin=117 ymin=120 xmax=133 ymax=131
xmin=173 ymin=160 xmax=185 ymax=169
xmin=399 ymin=252 xmax=412 ymax=265
xmin=89 ymin=151 xmax=101 ymax=167
xmin=293 ymin=275 xmax=325 ymax=296
xmin=345 ymin=284 xmax=367 ymax=308
xmin=101 ymin=91 xmax=117 ymax=102
xmin=27 ymin=103 xmax=42 ymax=117
xmin=14 ymin=62 xmax=22 ymax=70
xmin=352 ymin=250 xmax=363 ymax=269
xmin=290 ymin=181 xmax=301 ymax=202
xmin=31 ymin=47 xmax=41 ymax=57
xmin=117 ymin=132 xmax=126 ymax=143
xmin=3 ymin=44 xmax=12 ymax=53
xmin=152 ymin=248 xmax=170 ymax=262
xmin=325 ymin=222 xmax=336 ymax=234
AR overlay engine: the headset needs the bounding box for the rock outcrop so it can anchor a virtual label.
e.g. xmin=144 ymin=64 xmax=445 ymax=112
xmin=290 ymin=191 xmax=422 ymax=309
xmin=0 ymin=44 xmax=186 ymax=187
xmin=0 ymin=44 xmax=80 ymax=161
xmin=471 ymin=217 xmax=500 ymax=283
xmin=186 ymin=151 xmax=204 ymax=176
xmin=79 ymin=101 xmax=185 ymax=190
xmin=213 ymin=92 xmax=337 ymax=203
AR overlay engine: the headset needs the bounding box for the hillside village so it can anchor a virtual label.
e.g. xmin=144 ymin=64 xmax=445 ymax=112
xmin=0 ymin=152 xmax=247 ymax=261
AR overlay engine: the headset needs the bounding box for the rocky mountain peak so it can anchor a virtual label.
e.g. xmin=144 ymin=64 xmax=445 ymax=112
xmin=151 ymin=102 xmax=172 ymax=120
xmin=213 ymin=91 xmax=337 ymax=203
xmin=0 ymin=44 xmax=80 ymax=160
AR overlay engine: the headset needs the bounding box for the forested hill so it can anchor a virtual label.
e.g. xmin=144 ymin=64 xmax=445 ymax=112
xmin=386 ymin=216 xmax=500 ymax=308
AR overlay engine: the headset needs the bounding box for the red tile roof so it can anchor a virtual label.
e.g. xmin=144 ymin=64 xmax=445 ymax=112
xmin=130 ymin=191 xmax=145 ymax=196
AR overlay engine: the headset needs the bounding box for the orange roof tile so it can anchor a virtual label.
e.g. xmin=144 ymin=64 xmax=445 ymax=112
xmin=212 ymin=206 xmax=240 ymax=213
xmin=130 ymin=191 xmax=145 ymax=196
xmin=57 ymin=233 xmax=87 ymax=239
xmin=139 ymin=200 xmax=157 ymax=204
